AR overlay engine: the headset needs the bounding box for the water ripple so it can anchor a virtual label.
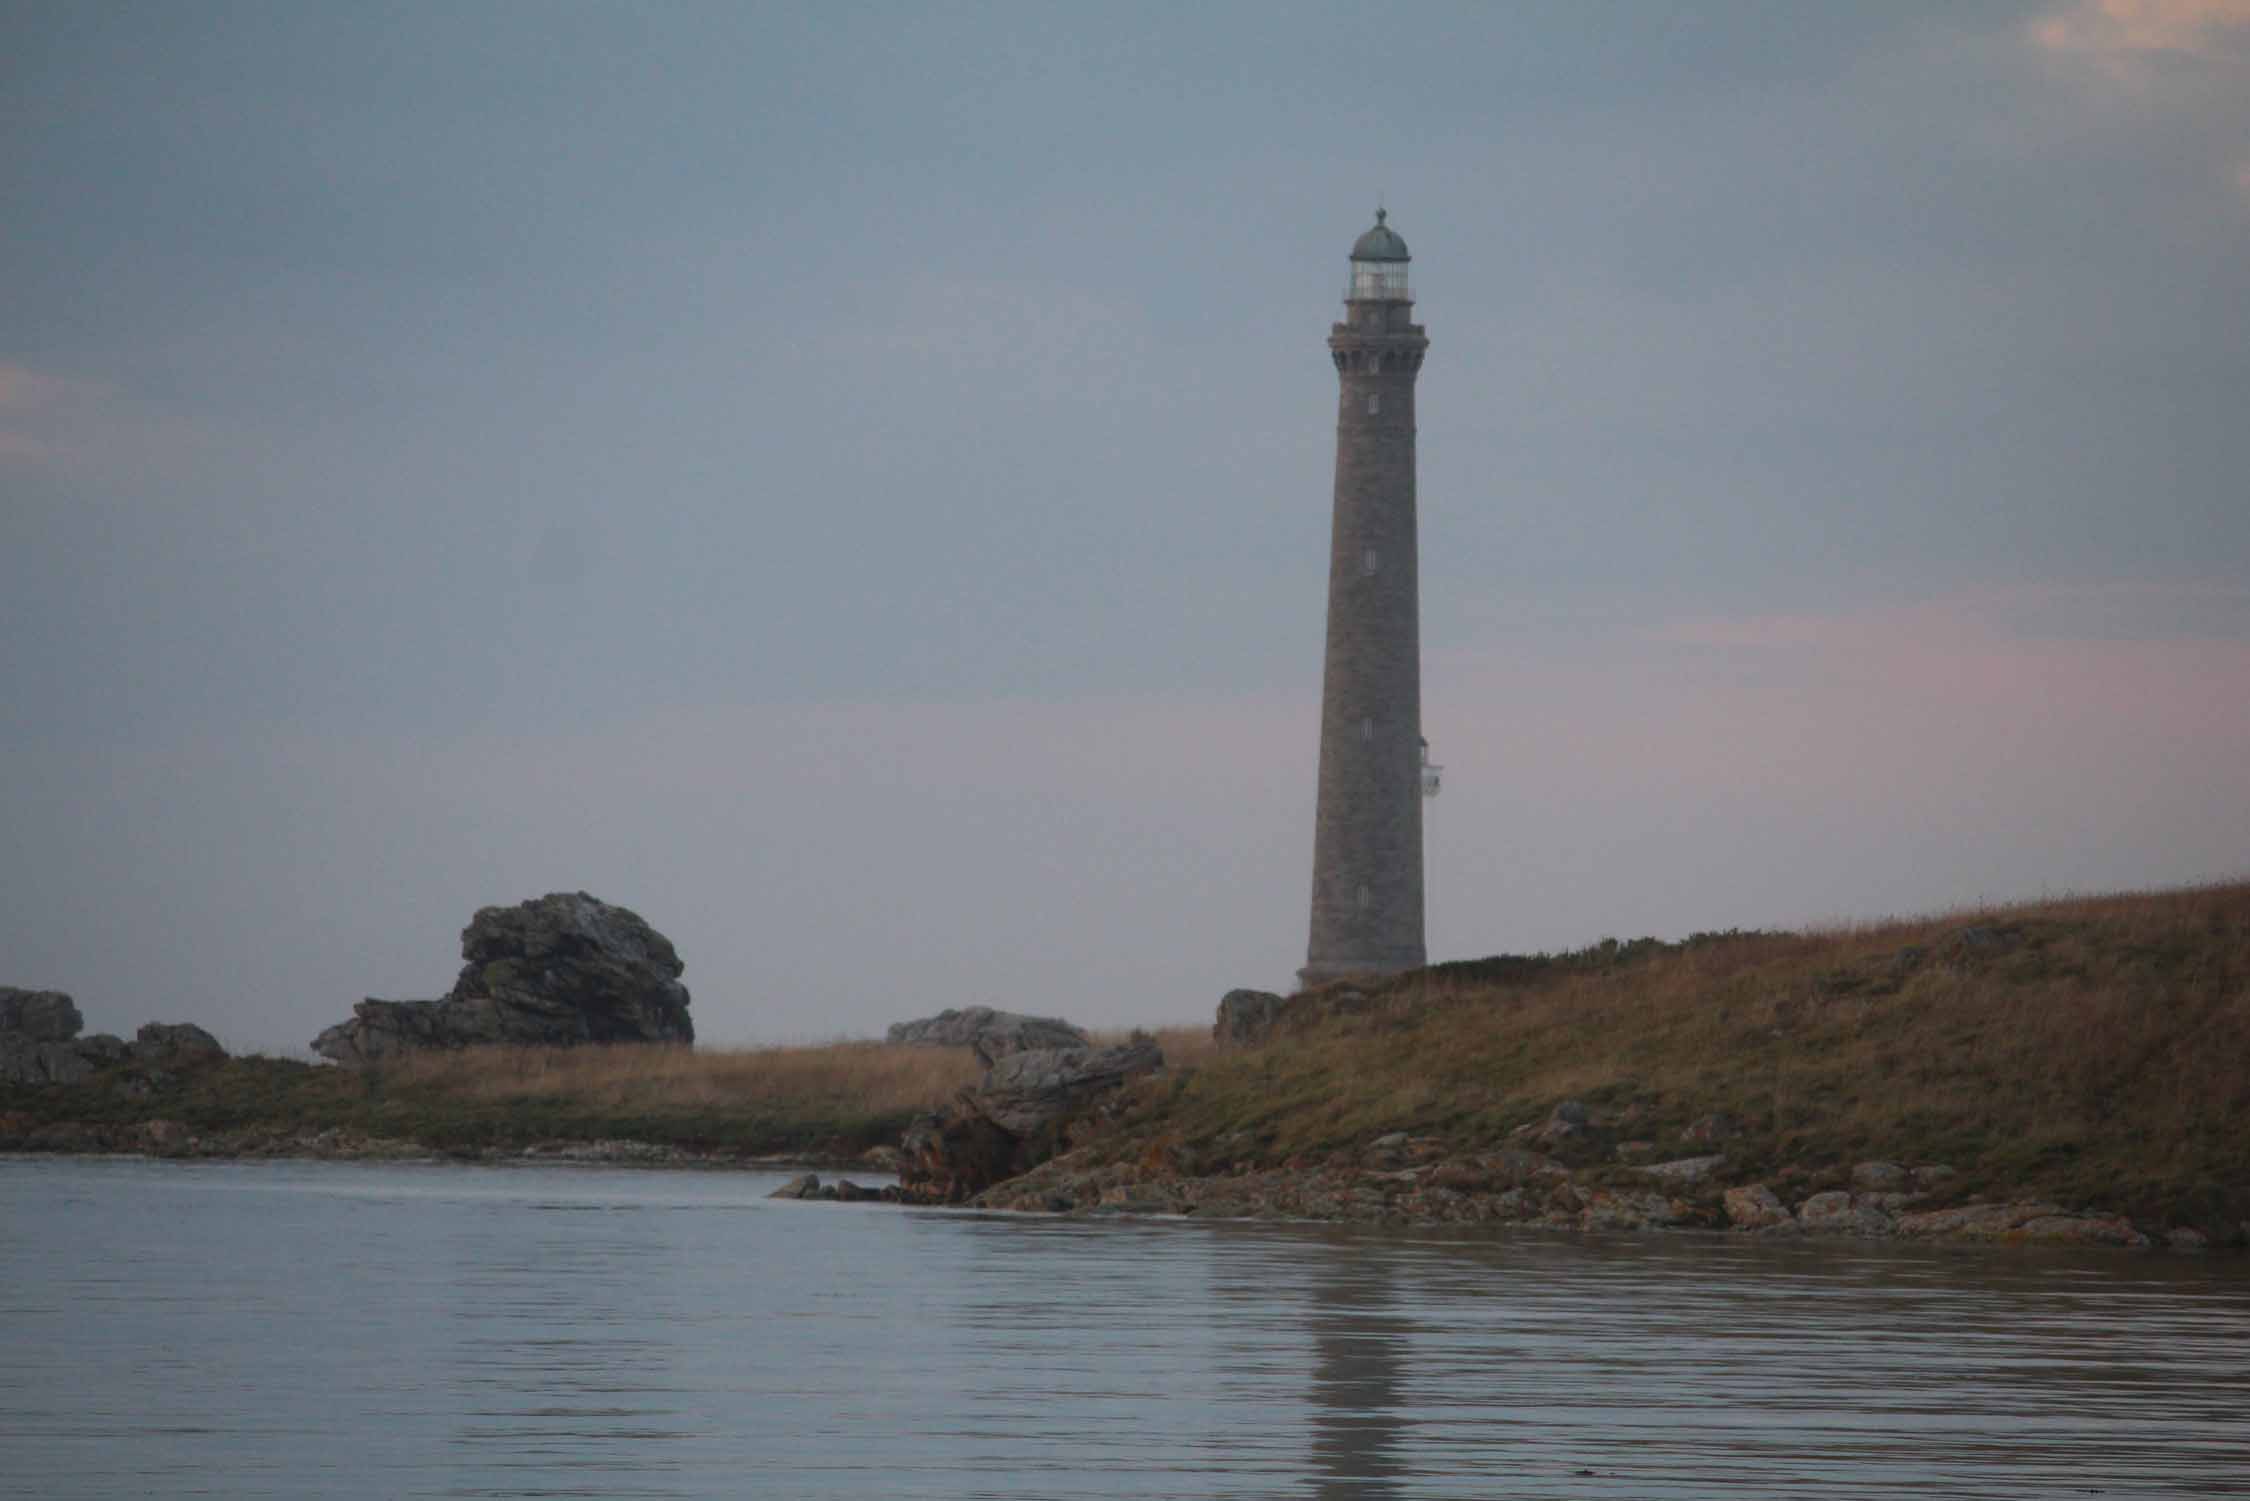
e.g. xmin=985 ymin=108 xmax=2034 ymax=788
xmin=2 ymin=1157 xmax=2245 ymax=1499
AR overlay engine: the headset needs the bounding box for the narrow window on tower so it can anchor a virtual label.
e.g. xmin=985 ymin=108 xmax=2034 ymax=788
xmin=1356 ymin=884 xmax=1371 ymax=911
xmin=1360 ymin=716 xmax=1374 ymax=742
xmin=1361 ymin=548 xmax=1379 ymax=576
xmin=1366 ymin=392 xmax=1381 ymax=415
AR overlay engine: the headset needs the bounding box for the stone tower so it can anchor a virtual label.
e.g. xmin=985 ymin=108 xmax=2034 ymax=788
xmin=1301 ymin=210 xmax=1431 ymax=988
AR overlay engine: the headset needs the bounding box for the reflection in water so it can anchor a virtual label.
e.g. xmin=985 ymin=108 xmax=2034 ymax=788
xmin=5 ymin=1159 xmax=2250 ymax=1500
xmin=1305 ymin=1246 xmax=1410 ymax=1500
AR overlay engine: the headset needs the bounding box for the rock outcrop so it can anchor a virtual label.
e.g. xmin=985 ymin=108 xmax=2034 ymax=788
xmin=1212 ymin=989 xmax=1284 ymax=1047
xmin=899 ymin=1037 xmax=1164 ymax=1204
xmin=1 ymin=989 xmax=225 ymax=1086
xmin=131 ymin=1022 xmax=226 ymax=1068
xmin=0 ymin=988 xmax=83 ymax=1041
xmin=1 ymin=988 xmax=91 ymax=1085
xmin=886 ymin=1005 xmax=1087 ymax=1065
xmin=312 ymin=892 xmax=692 ymax=1066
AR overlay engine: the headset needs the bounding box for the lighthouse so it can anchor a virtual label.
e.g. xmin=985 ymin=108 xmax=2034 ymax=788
xmin=1301 ymin=210 xmax=1433 ymax=988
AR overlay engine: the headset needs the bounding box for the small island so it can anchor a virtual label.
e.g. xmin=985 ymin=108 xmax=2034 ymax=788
xmin=4 ymin=879 xmax=2243 ymax=1252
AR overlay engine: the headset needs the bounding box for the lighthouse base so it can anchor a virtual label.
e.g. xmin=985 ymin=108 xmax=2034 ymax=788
xmin=1296 ymin=954 xmax=1424 ymax=991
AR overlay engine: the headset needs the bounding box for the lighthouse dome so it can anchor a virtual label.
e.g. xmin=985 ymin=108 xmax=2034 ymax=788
xmin=1350 ymin=209 xmax=1409 ymax=262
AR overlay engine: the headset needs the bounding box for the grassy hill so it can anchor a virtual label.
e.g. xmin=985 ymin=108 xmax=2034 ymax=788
xmin=6 ymin=881 xmax=2245 ymax=1237
xmin=1067 ymin=881 xmax=2250 ymax=1233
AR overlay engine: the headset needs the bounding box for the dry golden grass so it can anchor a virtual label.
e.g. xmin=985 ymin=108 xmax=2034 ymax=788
xmin=380 ymin=1039 xmax=983 ymax=1119
xmin=1087 ymin=1024 xmax=1221 ymax=1072
xmin=1117 ymin=880 xmax=2250 ymax=1227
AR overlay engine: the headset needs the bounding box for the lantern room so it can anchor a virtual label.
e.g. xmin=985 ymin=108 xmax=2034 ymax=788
xmin=1347 ymin=209 xmax=1411 ymax=302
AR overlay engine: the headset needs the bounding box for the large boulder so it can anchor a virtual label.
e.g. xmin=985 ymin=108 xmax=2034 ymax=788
xmin=0 ymin=988 xmax=83 ymax=1042
xmin=1 ymin=988 xmax=93 ymax=1085
xmin=130 ymin=1022 xmax=227 ymax=1069
xmin=971 ymin=1039 xmax=1166 ymax=1137
xmin=899 ymin=1037 xmax=1164 ymax=1205
xmin=1212 ymin=989 xmax=1284 ymax=1047
xmin=886 ymin=1005 xmax=1087 ymax=1065
xmin=312 ymin=892 xmax=692 ymax=1066
xmin=1 ymin=991 xmax=226 ymax=1087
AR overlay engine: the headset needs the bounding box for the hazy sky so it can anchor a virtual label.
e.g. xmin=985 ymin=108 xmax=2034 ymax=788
xmin=5 ymin=1 xmax=2247 ymax=1050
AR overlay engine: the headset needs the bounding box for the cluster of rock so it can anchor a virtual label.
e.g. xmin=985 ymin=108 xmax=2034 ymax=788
xmin=974 ymin=1096 xmax=2203 ymax=1250
xmin=1 ymin=988 xmax=226 ymax=1087
xmin=767 ymin=1172 xmax=894 ymax=1204
xmin=1212 ymin=985 xmax=1391 ymax=1047
xmin=312 ymin=892 xmax=693 ymax=1066
xmin=897 ymin=1035 xmax=1164 ymax=1204
xmin=887 ymin=1006 xmax=1088 ymax=1065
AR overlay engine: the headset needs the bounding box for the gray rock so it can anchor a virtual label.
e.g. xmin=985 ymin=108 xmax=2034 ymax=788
xmin=1638 ymin=1154 xmax=1726 ymax=1185
xmin=1580 ymin=1189 xmax=1690 ymax=1231
xmin=1724 ymin=1183 xmax=1792 ymax=1230
xmin=768 ymin=1173 xmax=819 ymax=1200
xmin=0 ymin=990 xmax=117 ymax=1085
xmin=2013 ymin=1214 xmax=2150 ymax=1249
xmin=0 ymin=1034 xmax=92 ymax=1086
xmin=75 ymin=1033 xmax=130 ymax=1065
xmin=312 ymin=892 xmax=693 ymax=1065
xmin=971 ymin=1039 xmax=1164 ymax=1138
xmin=1889 ymin=1200 xmax=2147 ymax=1248
xmin=1798 ymin=1190 xmax=1896 ymax=1236
xmin=899 ymin=1038 xmax=1165 ymax=1205
xmin=130 ymin=1022 xmax=226 ymax=1069
xmin=0 ymin=988 xmax=83 ymax=1042
xmin=1212 ymin=989 xmax=1285 ymax=1047
xmin=1680 ymin=1111 xmax=1740 ymax=1144
xmin=1893 ymin=1201 xmax=2062 ymax=1239
xmin=885 ymin=1005 xmax=1087 ymax=1064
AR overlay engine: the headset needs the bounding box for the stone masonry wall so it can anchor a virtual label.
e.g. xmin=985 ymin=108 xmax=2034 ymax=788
xmin=1304 ymin=298 xmax=1429 ymax=985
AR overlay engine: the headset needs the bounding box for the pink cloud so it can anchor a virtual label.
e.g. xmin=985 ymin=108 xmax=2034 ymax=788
xmin=1427 ymin=585 xmax=2250 ymax=938
xmin=2032 ymin=0 xmax=2250 ymax=57
xmin=0 ymin=364 xmax=80 ymax=409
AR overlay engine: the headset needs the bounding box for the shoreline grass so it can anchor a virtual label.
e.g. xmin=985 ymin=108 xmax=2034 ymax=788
xmin=1086 ymin=879 xmax=2250 ymax=1231
xmin=6 ymin=880 xmax=2245 ymax=1231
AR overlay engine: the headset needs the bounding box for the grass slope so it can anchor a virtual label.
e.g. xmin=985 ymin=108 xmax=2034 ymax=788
xmin=0 ymin=1041 xmax=985 ymax=1159
xmin=1110 ymin=882 xmax=2250 ymax=1229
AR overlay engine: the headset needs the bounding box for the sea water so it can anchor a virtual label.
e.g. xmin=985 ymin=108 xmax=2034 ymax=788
xmin=2 ymin=1156 xmax=2244 ymax=1499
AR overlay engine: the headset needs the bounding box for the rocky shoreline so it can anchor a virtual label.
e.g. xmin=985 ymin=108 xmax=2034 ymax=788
xmin=4 ymin=1116 xmax=2218 ymax=1252
xmin=969 ymin=1134 xmax=2191 ymax=1250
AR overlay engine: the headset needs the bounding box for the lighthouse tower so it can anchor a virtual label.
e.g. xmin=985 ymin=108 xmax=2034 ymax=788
xmin=1301 ymin=210 xmax=1432 ymax=988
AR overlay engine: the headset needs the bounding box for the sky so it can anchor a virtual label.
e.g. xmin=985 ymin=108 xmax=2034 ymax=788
xmin=4 ymin=0 xmax=2247 ymax=1050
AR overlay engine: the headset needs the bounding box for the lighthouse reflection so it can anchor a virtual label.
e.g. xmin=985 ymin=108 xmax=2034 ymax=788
xmin=1303 ymin=1245 xmax=1416 ymax=1499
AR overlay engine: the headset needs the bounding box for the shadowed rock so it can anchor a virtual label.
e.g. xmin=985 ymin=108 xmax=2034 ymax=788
xmin=899 ymin=1037 xmax=1165 ymax=1205
xmin=131 ymin=1023 xmax=226 ymax=1069
xmin=0 ymin=989 xmax=82 ymax=1042
xmin=1 ymin=988 xmax=99 ymax=1085
xmin=1212 ymin=989 xmax=1284 ymax=1047
xmin=311 ymin=892 xmax=692 ymax=1066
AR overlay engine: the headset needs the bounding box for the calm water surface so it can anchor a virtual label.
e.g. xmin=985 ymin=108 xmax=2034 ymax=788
xmin=2 ymin=1157 xmax=2244 ymax=1498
